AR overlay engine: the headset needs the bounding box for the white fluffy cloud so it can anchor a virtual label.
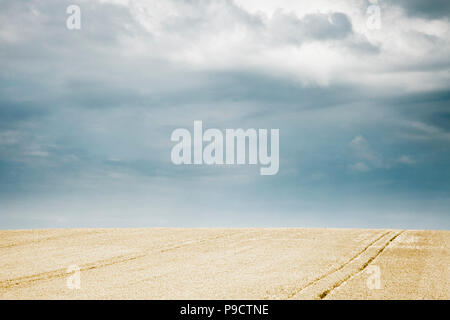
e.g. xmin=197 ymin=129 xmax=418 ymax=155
xmin=1 ymin=0 xmax=448 ymax=91
xmin=101 ymin=0 xmax=450 ymax=90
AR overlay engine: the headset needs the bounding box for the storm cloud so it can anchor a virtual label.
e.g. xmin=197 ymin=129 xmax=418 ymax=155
xmin=0 ymin=0 xmax=449 ymax=229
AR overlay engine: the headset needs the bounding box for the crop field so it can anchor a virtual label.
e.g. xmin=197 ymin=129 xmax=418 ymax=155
xmin=0 ymin=228 xmax=448 ymax=299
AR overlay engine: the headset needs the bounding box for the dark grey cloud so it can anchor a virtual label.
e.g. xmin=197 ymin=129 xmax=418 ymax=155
xmin=386 ymin=0 xmax=450 ymax=19
xmin=0 ymin=100 xmax=48 ymax=125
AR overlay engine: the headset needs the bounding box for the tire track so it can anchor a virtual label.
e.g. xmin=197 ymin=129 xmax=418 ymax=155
xmin=289 ymin=230 xmax=403 ymax=299
xmin=0 ymin=253 xmax=147 ymax=290
xmin=286 ymin=231 xmax=390 ymax=299
xmin=0 ymin=229 xmax=253 ymax=290
xmin=318 ymin=230 xmax=404 ymax=299
xmin=0 ymin=229 xmax=105 ymax=249
xmin=158 ymin=230 xmax=255 ymax=253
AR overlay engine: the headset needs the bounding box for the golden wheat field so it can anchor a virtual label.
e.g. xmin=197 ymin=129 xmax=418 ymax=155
xmin=0 ymin=228 xmax=448 ymax=299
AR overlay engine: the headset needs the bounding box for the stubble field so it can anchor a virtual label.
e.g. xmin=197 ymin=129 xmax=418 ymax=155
xmin=0 ymin=228 xmax=448 ymax=299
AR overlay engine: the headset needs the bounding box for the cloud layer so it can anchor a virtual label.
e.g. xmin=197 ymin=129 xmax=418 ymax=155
xmin=0 ymin=0 xmax=449 ymax=229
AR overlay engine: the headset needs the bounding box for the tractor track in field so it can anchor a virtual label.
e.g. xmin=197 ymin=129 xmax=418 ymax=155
xmin=289 ymin=230 xmax=404 ymax=299
xmin=0 ymin=230 xmax=255 ymax=290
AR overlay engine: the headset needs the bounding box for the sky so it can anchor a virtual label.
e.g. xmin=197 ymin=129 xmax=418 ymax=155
xmin=0 ymin=0 xmax=449 ymax=229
